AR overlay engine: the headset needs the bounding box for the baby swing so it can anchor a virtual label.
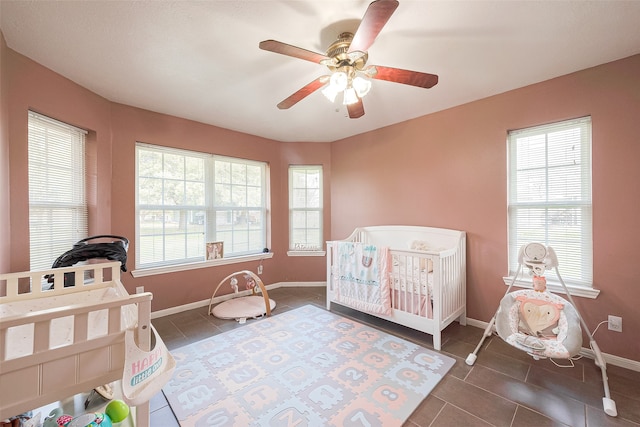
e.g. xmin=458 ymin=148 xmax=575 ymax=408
xmin=465 ymin=242 xmax=617 ymax=417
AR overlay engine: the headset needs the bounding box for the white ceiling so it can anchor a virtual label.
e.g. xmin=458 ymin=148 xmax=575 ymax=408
xmin=2 ymin=1 xmax=640 ymax=143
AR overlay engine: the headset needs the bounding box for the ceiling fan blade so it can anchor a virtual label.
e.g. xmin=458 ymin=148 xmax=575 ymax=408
xmin=367 ymin=65 xmax=439 ymax=88
xmin=277 ymin=76 xmax=329 ymax=109
xmin=259 ymin=40 xmax=330 ymax=64
xmin=348 ymin=0 xmax=399 ymax=53
xmin=347 ymin=98 xmax=365 ymax=119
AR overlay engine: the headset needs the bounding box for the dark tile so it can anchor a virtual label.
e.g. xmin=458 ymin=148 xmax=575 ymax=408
xmin=173 ymin=316 xmax=220 ymax=339
xmin=529 ymin=357 xmax=586 ymax=382
xmin=443 ymin=354 xmax=474 ymax=381
xmin=405 ymin=394 xmax=446 ymax=426
xmin=603 ymin=393 xmax=640 ymax=425
xmin=606 ymin=364 xmax=640 ymax=385
xmin=586 ymin=403 xmax=640 ymax=427
xmin=430 ymin=403 xmax=494 ymax=427
xmin=474 ymin=346 xmax=531 ymax=382
xmin=527 ymin=364 xmax=604 ymax=409
xmin=432 ymin=374 xmax=517 ymax=426
xmin=584 ymin=362 xmax=640 ymax=402
xmin=153 ymin=324 xmax=185 ymax=343
xmin=466 ymin=364 xmax=587 ymax=427
xmin=440 ymin=334 xmax=478 ymax=360
xmin=512 ymin=406 xmax=570 ymax=427
xmin=442 ymin=321 xmax=488 ymax=345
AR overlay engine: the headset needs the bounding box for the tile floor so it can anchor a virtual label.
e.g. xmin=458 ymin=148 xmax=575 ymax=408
xmin=150 ymin=286 xmax=640 ymax=426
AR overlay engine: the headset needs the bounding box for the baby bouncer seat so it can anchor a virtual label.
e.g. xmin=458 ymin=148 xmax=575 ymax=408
xmin=208 ymin=270 xmax=276 ymax=323
xmin=465 ymin=243 xmax=617 ymax=417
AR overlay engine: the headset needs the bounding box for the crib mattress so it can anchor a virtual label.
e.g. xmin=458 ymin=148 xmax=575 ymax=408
xmin=1 ymin=284 xmax=136 ymax=360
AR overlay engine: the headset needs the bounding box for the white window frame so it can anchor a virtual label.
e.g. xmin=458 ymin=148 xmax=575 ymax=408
xmin=133 ymin=143 xmax=271 ymax=275
xmin=505 ymin=116 xmax=598 ymax=298
xmin=288 ymin=165 xmax=325 ymax=257
xmin=28 ymin=111 xmax=88 ymax=271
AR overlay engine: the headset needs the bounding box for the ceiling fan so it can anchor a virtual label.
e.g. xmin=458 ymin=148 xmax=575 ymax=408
xmin=259 ymin=0 xmax=438 ymax=119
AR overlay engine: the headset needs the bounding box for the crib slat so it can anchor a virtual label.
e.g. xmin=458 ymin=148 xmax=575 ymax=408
xmin=75 ymin=312 xmax=89 ymax=342
xmin=33 ymin=320 xmax=51 ymax=353
xmin=108 ymin=307 xmax=121 ymax=334
xmin=6 ymin=277 xmax=18 ymax=298
xmin=0 ymin=327 xmax=6 ymax=362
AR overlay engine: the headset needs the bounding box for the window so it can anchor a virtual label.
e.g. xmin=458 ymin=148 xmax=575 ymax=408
xmin=288 ymin=165 xmax=323 ymax=253
xmin=507 ymin=116 xmax=592 ymax=287
xmin=136 ymin=143 xmax=268 ymax=269
xmin=28 ymin=111 xmax=88 ymax=270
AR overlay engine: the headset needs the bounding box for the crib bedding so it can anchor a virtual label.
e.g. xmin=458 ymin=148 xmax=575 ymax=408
xmin=333 ymin=241 xmax=392 ymax=315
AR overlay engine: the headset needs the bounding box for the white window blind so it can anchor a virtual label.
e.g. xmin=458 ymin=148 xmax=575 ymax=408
xmin=289 ymin=165 xmax=323 ymax=251
xmin=212 ymin=156 xmax=267 ymax=256
xmin=507 ymin=116 xmax=592 ymax=287
xmin=136 ymin=143 xmax=268 ymax=269
xmin=28 ymin=111 xmax=88 ymax=270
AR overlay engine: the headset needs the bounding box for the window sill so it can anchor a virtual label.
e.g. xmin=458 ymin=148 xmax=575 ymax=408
xmin=502 ymin=276 xmax=600 ymax=299
xmin=131 ymin=253 xmax=274 ymax=278
xmin=287 ymin=250 xmax=326 ymax=257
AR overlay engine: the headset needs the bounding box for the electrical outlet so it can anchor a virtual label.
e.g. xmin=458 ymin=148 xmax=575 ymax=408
xmin=257 ymin=265 xmax=263 ymax=275
xmin=608 ymin=315 xmax=622 ymax=332
xmin=136 ymin=286 xmax=144 ymax=294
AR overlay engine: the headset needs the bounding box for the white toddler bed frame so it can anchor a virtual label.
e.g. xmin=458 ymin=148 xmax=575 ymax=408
xmin=327 ymin=225 xmax=466 ymax=350
xmin=0 ymin=261 xmax=152 ymax=426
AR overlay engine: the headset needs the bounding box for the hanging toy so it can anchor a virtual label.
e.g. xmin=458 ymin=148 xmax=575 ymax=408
xmin=230 ymin=276 xmax=239 ymax=293
xmin=245 ymin=274 xmax=257 ymax=292
xmin=532 ymin=275 xmax=547 ymax=292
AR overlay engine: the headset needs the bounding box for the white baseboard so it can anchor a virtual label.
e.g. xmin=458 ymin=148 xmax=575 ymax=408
xmin=465 ymin=318 xmax=640 ymax=372
xmin=151 ymin=299 xmax=209 ymax=319
xmin=150 ymin=281 xmax=325 ymax=319
xmin=271 ymin=281 xmax=326 ymax=288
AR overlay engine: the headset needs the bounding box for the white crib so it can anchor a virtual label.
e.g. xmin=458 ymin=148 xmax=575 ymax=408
xmin=0 ymin=261 xmax=152 ymax=426
xmin=327 ymin=225 xmax=466 ymax=350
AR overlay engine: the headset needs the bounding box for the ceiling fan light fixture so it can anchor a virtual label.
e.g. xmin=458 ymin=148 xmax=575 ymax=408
xmin=352 ymin=75 xmax=372 ymax=98
xmin=329 ymin=71 xmax=348 ymax=91
xmin=343 ymin=87 xmax=359 ymax=105
xmin=322 ymin=85 xmax=340 ymax=103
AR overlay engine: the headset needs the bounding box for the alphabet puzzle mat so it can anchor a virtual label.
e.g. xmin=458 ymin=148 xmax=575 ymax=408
xmin=162 ymin=304 xmax=455 ymax=426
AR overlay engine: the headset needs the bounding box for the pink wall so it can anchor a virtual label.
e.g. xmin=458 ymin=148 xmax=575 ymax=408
xmin=330 ymin=55 xmax=640 ymax=360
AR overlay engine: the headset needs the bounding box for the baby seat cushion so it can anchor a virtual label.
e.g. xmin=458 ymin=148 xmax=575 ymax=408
xmin=495 ymin=289 xmax=582 ymax=358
